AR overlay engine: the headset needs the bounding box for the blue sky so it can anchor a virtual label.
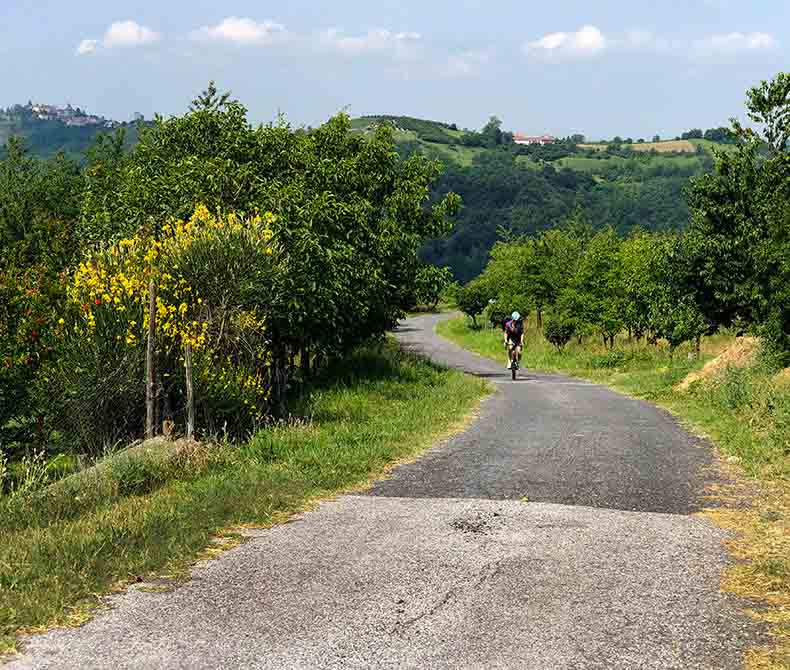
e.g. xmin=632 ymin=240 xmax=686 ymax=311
xmin=1 ymin=1 xmax=787 ymax=138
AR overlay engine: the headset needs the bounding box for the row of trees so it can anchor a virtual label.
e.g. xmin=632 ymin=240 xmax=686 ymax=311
xmin=458 ymin=73 xmax=789 ymax=360
xmin=0 ymin=84 xmax=457 ymax=457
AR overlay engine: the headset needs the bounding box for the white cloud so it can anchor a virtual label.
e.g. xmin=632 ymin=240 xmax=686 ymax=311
xmin=76 ymin=39 xmax=98 ymax=56
xmin=76 ymin=20 xmax=160 ymax=55
xmin=321 ymin=28 xmax=422 ymax=59
xmin=697 ymin=31 xmax=777 ymax=52
xmin=103 ymin=20 xmax=160 ymax=48
xmin=191 ymin=17 xmax=289 ymax=46
xmin=525 ymin=25 xmax=606 ymax=59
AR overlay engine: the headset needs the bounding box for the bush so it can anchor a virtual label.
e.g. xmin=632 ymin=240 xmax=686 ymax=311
xmin=544 ymin=316 xmax=575 ymax=352
xmin=457 ymin=281 xmax=491 ymax=329
xmin=590 ymin=350 xmax=627 ymax=368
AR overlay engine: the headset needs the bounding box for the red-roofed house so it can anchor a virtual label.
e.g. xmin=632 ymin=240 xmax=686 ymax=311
xmin=513 ymin=133 xmax=557 ymax=146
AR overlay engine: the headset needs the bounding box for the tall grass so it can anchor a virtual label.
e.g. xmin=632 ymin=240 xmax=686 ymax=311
xmin=0 ymin=341 xmax=489 ymax=654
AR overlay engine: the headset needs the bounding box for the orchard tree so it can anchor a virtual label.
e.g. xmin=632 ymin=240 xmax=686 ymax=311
xmin=685 ymin=71 xmax=789 ymax=357
xmin=458 ymin=280 xmax=491 ymax=328
xmin=415 ymin=264 xmax=453 ymax=310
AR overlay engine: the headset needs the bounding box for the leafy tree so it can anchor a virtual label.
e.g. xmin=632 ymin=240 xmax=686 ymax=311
xmin=544 ymin=314 xmax=575 ymax=352
xmin=415 ymin=264 xmax=453 ymax=309
xmin=457 ymin=280 xmax=490 ymax=328
xmin=685 ymin=71 xmax=789 ymax=358
xmin=0 ymin=138 xmax=83 ymax=451
xmin=481 ymin=116 xmax=503 ymax=148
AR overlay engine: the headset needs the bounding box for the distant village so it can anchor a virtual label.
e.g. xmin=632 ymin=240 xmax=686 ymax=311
xmin=20 ymin=102 xmax=117 ymax=128
xmin=513 ymin=133 xmax=557 ymax=146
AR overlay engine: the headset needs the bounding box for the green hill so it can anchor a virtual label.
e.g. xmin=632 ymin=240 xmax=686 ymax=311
xmin=0 ymin=105 xmax=144 ymax=161
xmin=353 ymin=117 xmax=725 ymax=282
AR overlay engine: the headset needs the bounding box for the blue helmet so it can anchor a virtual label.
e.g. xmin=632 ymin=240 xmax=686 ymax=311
xmin=511 ymin=311 xmax=521 ymax=321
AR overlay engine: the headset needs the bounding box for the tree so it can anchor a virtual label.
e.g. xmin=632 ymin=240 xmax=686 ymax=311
xmin=415 ymin=265 xmax=453 ymax=309
xmin=685 ymin=71 xmax=789 ymax=359
xmin=457 ymin=281 xmax=490 ymax=328
xmin=560 ymin=227 xmax=623 ymax=348
xmin=481 ymin=116 xmax=503 ymax=148
xmin=544 ymin=314 xmax=575 ymax=352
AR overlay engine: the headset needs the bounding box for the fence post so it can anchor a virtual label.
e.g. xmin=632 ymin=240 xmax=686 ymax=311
xmin=145 ymin=278 xmax=157 ymax=440
xmin=184 ymin=343 xmax=195 ymax=440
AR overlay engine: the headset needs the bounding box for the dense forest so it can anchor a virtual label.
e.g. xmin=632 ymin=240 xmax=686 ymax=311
xmin=423 ymin=149 xmax=708 ymax=281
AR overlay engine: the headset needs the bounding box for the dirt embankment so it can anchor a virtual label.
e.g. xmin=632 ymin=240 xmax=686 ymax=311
xmin=676 ymin=337 xmax=759 ymax=392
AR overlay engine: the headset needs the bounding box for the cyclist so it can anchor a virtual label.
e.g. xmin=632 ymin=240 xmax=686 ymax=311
xmin=503 ymin=311 xmax=525 ymax=369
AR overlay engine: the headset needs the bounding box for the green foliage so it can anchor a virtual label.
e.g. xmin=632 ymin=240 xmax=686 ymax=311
xmin=414 ymin=264 xmax=453 ymax=309
xmin=457 ymin=280 xmax=491 ymax=328
xmin=543 ymin=314 xmax=575 ymax=352
xmin=0 ymin=138 xmax=83 ymax=453
xmin=685 ymin=71 xmax=789 ymax=353
xmin=422 ymin=147 xmax=702 ymax=282
xmin=2 ymin=84 xmax=461 ymax=459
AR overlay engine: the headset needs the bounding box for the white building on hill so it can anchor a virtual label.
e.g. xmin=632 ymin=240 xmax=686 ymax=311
xmin=513 ymin=133 xmax=557 ymax=146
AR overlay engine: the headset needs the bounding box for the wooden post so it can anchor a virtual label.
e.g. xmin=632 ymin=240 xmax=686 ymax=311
xmin=145 ymin=279 xmax=157 ymax=440
xmin=184 ymin=343 xmax=195 ymax=441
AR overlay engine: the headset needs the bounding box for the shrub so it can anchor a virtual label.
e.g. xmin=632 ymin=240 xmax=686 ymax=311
xmin=457 ymin=281 xmax=490 ymax=329
xmin=544 ymin=316 xmax=575 ymax=352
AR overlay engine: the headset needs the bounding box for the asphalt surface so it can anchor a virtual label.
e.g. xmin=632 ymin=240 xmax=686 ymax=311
xmin=371 ymin=314 xmax=715 ymax=513
xmin=6 ymin=313 xmax=760 ymax=669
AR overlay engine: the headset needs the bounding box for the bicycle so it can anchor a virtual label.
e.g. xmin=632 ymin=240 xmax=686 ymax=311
xmin=506 ymin=342 xmax=521 ymax=380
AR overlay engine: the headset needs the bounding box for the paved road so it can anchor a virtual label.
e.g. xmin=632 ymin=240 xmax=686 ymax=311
xmin=7 ymin=313 xmax=760 ymax=669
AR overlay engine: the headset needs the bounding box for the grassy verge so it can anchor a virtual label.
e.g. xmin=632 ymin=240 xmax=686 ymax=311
xmin=0 ymin=340 xmax=489 ymax=655
xmin=438 ymin=315 xmax=789 ymax=668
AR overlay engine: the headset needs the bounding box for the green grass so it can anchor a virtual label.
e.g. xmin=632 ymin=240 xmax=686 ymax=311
xmin=0 ymin=341 xmax=489 ymax=653
xmin=421 ymin=141 xmax=484 ymax=167
xmin=557 ymin=155 xmax=628 ymax=172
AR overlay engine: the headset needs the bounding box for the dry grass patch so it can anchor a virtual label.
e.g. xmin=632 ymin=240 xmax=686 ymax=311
xmin=578 ymin=140 xmax=697 ymax=153
xmin=676 ymin=337 xmax=760 ymax=391
xmin=703 ymin=478 xmax=790 ymax=670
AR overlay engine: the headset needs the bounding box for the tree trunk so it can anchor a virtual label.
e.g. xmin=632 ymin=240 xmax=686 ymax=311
xmin=300 ymin=346 xmax=310 ymax=379
xmin=695 ymin=335 xmax=702 ymax=358
xmin=184 ymin=343 xmax=195 ymax=440
xmin=145 ymin=279 xmax=157 ymax=440
xmin=536 ymin=308 xmax=543 ymax=330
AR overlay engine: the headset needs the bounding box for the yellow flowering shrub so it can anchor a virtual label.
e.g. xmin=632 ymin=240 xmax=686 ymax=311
xmin=64 ymin=206 xmax=277 ymax=436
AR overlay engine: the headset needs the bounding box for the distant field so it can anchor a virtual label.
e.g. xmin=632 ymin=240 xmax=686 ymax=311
xmin=578 ymin=140 xmax=697 ymax=154
xmin=557 ymin=156 xmax=627 ymax=172
xmin=423 ymin=142 xmax=484 ymax=168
